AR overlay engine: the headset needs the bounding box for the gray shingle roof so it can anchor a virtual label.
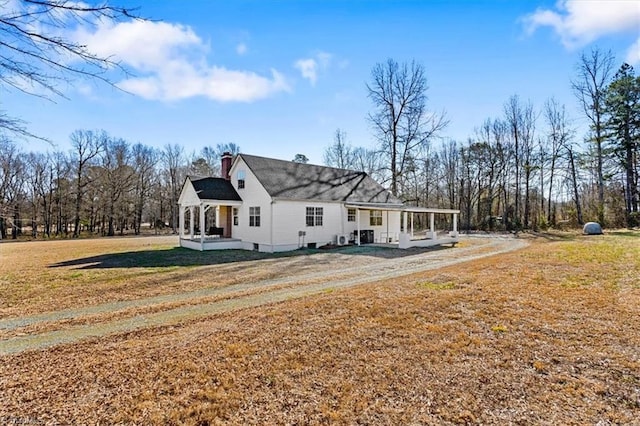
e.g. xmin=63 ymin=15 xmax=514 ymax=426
xmin=189 ymin=176 xmax=241 ymax=201
xmin=239 ymin=154 xmax=402 ymax=205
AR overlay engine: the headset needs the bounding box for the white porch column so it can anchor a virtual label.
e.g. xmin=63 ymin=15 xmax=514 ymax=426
xmin=189 ymin=206 xmax=195 ymax=238
xmin=410 ymin=213 xmax=414 ymax=238
xmin=403 ymin=211 xmax=408 ymax=233
xmin=199 ymin=203 xmax=205 ymax=251
xmin=356 ymin=208 xmax=361 ymax=246
xmin=452 ymin=213 xmax=458 ymax=237
xmin=179 ymin=205 xmax=185 ymax=239
xmin=386 ymin=211 xmax=389 ymax=243
xmin=429 ymin=212 xmax=435 ymax=239
xmin=215 ymin=206 xmax=220 ymax=228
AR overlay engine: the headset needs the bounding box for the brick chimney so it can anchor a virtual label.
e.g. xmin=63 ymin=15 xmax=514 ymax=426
xmin=221 ymin=152 xmax=233 ymax=180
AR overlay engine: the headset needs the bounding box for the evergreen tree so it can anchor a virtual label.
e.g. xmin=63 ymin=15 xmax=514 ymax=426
xmin=605 ymin=63 xmax=640 ymax=226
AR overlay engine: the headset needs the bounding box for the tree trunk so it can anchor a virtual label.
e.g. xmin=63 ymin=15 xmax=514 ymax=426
xmin=567 ymin=147 xmax=583 ymax=225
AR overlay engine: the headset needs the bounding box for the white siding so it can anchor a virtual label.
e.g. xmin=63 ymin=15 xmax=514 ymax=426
xmin=227 ymin=157 xmax=402 ymax=251
xmin=352 ymin=209 xmax=401 ymax=243
xmin=229 ymin=158 xmax=272 ymax=248
xmin=177 ymin=180 xmax=200 ymax=206
xmin=271 ymin=200 xmax=345 ymax=249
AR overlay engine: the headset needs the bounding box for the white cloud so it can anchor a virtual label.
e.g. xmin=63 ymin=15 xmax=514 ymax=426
xmin=524 ymin=0 xmax=640 ymax=49
xmin=119 ymin=66 xmax=288 ymax=102
xmin=73 ymin=20 xmax=289 ymax=102
xmin=294 ymin=51 xmax=332 ymax=86
xmin=627 ymin=38 xmax=640 ymax=65
xmin=294 ymin=58 xmax=319 ymax=86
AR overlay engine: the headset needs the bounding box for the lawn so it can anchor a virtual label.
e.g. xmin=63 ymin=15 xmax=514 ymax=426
xmin=0 ymin=235 xmax=328 ymax=317
xmin=0 ymin=231 xmax=639 ymax=424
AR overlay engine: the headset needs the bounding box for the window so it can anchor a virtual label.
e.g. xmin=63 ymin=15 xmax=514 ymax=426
xmin=237 ymin=170 xmax=245 ymax=189
xmin=347 ymin=208 xmax=356 ymax=222
xmin=249 ymin=206 xmax=260 ymax=227
xmin=233 ymin=208 xmax=239 ymax=226
xmin=306 ymin=207 xmax=323 ymax=226
xmin=370 ymin=210 xmax=382 ymax=226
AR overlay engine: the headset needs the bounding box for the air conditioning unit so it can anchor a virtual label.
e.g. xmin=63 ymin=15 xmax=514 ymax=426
xmin=336 ymin=234 xmax=349 ymax=246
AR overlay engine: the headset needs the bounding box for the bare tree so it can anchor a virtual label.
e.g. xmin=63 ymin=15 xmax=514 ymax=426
xmin=367 ymin=58 xmax=448 ymax=196
xmin=0 ymin=137 xmax=24 ymax=238
xmin=0 ymin=1 xmax=142 ymax=137
xmin=132 ymin=143 xmax=157 ymax=235
xmin=70 ymin=129 xmax=103 ymax=237
xmin=491 ymin=119 xmax=512 ymax=224
xmin=565 ymin=143 xmax=584 ymax=225
xmin=192 ymin=143 xmax=241 ymax=177
xmin=504 ymin=95 xmax=537 ymax=228
xmin=504 ymin=95 xmax=523 ymax=227
xmin=543 ymin=98 xmax=574 ymax=225
xmin=352 ymin=147 xmax=384 ymax=183
xmin=323 ymin=128 xmax=355 ymax=169
xmin=162 ymin=144 xmax=185 ymax=233
xmin=572 ymin=48 xmax=615 ymax=224
xmin=438 ymin=139 xmax=460 ymax=210
xmin=520 ymin=101 xmax=537 ymax=228
xmin=50 ymin=150 xmax=71 ymax=235
xmin=100 ymin=137 xmax=134 ymax=236
xmin=24 ymin=152 xmax=49 ymax=237
xmin=459 ymin=140 xmax=483 ymax=230
xmin=469 ymin=119 xmax=510 ymax=229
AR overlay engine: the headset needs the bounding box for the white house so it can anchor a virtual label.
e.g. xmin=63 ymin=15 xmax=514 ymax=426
xmin=178 ymin=153 xmax=459 ymax=252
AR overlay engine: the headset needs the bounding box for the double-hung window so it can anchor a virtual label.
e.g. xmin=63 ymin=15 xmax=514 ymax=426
xmin=370 ymin=210 xmax=382 ymax=226
xmin=306 ymin=207 xmax=323 ymax=226
xmin=233 ymin=208 xmax=239 ymax=226
xmin=347 ymin=208 xmax=356 ymax=222
xmin=237 ymin=170 xmax=245 ymax=189
xmin=249 ymin=206 xmax=260 ymax=227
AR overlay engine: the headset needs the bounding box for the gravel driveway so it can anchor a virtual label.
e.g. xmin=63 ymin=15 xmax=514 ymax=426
xmin=0 ymin=236 xmax=527 ymax=355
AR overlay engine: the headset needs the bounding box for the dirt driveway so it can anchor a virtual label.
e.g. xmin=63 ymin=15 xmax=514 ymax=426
xmin=0 ymin=236 xmax=527 ymax=355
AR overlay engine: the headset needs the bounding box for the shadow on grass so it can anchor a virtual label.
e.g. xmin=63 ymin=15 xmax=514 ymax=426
xmin=525 ymin=229 xmax=639 ymax=242
xmin=530 ymin=231 xmax=579 ymax=242
xmin=606 ymin=230 xmax=640 ymax=238
xmin=48 ymin=244 xmax=452 ymax=269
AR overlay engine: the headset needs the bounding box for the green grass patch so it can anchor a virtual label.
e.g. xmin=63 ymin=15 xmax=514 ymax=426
xmin=417 ymin=281 xmax=456 ymax=290
xmin=491 ymin=324 xmax=508 ymax=333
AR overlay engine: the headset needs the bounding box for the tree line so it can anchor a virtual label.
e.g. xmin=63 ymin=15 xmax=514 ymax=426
xmin=324 ymin=53 xmax=639 ymax=231
xmin=0 ymin=132 xmax=240 ymax=239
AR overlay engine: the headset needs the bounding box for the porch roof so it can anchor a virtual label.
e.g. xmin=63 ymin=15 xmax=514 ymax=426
xmin=191 ymin=177 xmax=241 ymax=201
xmin=345 ymin=202 xmax=459 ymax=215
xmin=179 ymin=176 xmax=243 ymax=207
xmin=191 ymin=199 xmax=243 ymax=207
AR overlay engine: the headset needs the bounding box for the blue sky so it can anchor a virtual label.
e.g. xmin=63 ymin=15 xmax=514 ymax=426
xmin=4 ymin=0 xmax=640 ymax=164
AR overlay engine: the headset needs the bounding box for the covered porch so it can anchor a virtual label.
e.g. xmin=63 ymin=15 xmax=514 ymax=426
xmin=398 ymin=207 xmax=459 ymax=248
xmin=179 ymin=200 xmax=243 ymax=251
xmin=346 ymin=203 xmax=459 ymax=249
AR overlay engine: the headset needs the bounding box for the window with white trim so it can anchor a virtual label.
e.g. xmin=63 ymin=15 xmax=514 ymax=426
xmin=306 ymin=207 xmax=323 ymax=226
xmin=233 ymin=208 xmax=239 ymax=226
xmin=237 ymin=170 xmax=245 ymax=189
xmin=249 ymin=206 xmax=260 ymax=227
xmin=370 ymin=210 xmax=382 ymax=226
xmin=347 ymin=208 xmax=356 ymax=222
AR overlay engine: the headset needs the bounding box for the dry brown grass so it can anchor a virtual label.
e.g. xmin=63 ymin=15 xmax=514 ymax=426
xmin=1 ymin=232 xmax=639 ymax=424
xmin=0 ymin=236 xmax=357 ymax=317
